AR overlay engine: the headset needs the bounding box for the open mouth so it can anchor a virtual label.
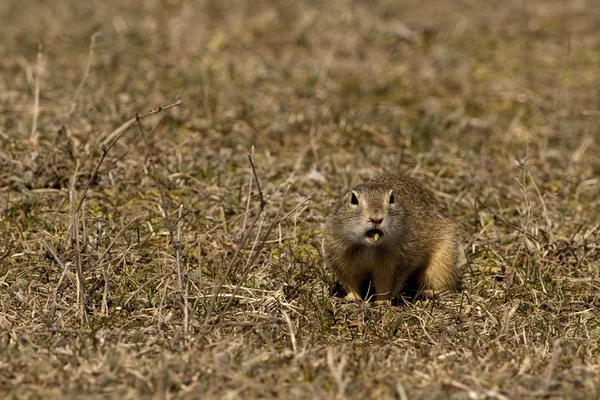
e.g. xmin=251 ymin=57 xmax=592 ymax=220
xmin=366 ymin=229 xmax=383 ymax=244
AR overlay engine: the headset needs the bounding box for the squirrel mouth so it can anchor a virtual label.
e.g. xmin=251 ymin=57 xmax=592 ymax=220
xmin=365 ymin=229 xmax=383 ymax=243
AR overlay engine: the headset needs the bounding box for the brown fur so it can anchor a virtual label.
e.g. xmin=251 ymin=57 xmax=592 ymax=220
xmin=324 ymin=173 xmax=462 ymax=302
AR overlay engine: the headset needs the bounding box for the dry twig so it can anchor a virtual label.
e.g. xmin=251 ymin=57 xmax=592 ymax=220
xmin=29 ymin=45 xmax=43 ymax=144
xmin=175 ymin=204 xmax=189 ymax=335
xmin=69 ymin=161 xmax=87 ymax=324
xmin=78 ymin=100 xmax=182 ymax=211
xmin=201 ymin=151 xmax=271 ymax=327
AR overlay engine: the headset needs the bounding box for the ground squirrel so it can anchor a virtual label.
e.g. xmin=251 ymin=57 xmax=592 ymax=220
xmin=324 ymin=173 xmax=462 ymax=302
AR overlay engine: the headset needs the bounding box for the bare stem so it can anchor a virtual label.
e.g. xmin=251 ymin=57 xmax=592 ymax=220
xmin=202 ymin=154 xmax=269 ymax=327
xmin=247 ymin=152 xmax=265 ymax=208
xmin=241 ymin=146 xmax=255 ymax=233
xmin=175 ymin=204 xmax=189 ymax=335
xmin=136 ymin=112 xmax=170 ymax=219
xmin=69 ymin=161 xmax=87 ymax=324
xmin=29 ymin=44 xmax=42 ymax=144
xmin=78 ymin=100 xmax=182 ymax=211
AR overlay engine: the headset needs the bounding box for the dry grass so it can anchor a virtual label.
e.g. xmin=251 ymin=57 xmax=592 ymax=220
xmin=1 ymin=0 xmax=600 ymax=398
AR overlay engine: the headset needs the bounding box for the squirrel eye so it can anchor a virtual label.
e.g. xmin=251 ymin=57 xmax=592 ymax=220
xmin=389 ymin=191 xmax=395 ymax=204
xmin=350 ymin=193 xmax=359 ymax=205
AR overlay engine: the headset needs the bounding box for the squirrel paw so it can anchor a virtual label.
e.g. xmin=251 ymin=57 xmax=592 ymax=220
xmin=344 ymin=291 xmax=362 ymax=302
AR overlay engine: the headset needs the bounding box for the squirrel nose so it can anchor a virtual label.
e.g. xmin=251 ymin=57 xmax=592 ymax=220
xmin=369 ymin=217 xmax=383 ymax=225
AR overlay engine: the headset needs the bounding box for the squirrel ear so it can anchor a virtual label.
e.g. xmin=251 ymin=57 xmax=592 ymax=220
xmin=350 ymin=191 xmax=359 ymax=205
xmin=389 ymin=190 xmax=395 ymax=204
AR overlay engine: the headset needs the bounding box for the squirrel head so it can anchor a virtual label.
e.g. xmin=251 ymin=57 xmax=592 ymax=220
xmin=334 ymin=183 xmax=407 ymax=246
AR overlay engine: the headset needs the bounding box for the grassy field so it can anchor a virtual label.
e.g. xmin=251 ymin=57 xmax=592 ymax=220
xmin=1 ymin=0 xmax=599 ymax=398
